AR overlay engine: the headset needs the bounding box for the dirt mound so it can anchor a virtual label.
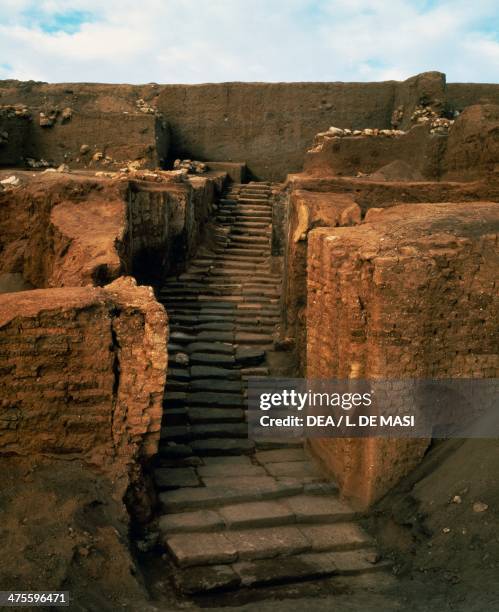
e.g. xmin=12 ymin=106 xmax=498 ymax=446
xmin=370 ymin=160 xmax=425 ymax=182
xmin=0 ymin=457 xmax=156 ymax=611
xmin=366 ymin=439 xmax=499 ymax=611
xmin=443 ymin=103 xmax=499 ymax=180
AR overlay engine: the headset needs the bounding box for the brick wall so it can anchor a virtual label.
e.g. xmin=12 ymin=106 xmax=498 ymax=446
xmin=0 ymin=277 xmax=167 ymax=475
xmin=306 ymin=202 xmax=499 ymax=508
xmin=281 ymin=189 xmax=360 ymax=372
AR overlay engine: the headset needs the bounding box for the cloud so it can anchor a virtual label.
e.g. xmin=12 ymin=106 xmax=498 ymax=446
xmin=0 ymin=0 xmax=497 ymax=83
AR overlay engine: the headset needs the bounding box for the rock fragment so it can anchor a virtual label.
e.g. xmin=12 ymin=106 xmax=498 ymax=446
xmin=174 ymin=159 xmax=207 ymax=174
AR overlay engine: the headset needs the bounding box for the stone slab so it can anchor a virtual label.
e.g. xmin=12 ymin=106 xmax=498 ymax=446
xmin=190 ymin=353 xmax=236 ymax=367
xmin=154 ymin=467 xmax=200 ymax=489
xmin=218 ymin=501 xmax=295 ymax=529
xmin=225 ymin=526 xmax=309 ymax=560
xmin=265 ymin=460 xmax=324 ymax=480
xmin=190 ymin=379 xmax=242 ymax=392
xmin=233 ymin=551 xmax=338 ymax=587
xmin=167 ymin=532 xmax=237 ymax=567
xmin=187 ymin=407 xmax=245 ymax=423
xmin=328 ymin=550 xmax=390 ymax=575
xmin=201 ymin=476 xmax=280 ymax=490
xmin=283 ymin=495 xmax=357 ymax=523
xmin=157 ymin=443 xmax=193 ymax=459
xmin=191 ymin=438 xmax=255 ymax=456
xmin=158 ymin=509 xmax=223 ymax=534
xmin=197 ymin=464 xmax=266 ymax=478
xmin=175 ymin=564 xmax=241 ymax=594
xmin=298 ymin=523 xmax=373 ymax=552
xmin=255 ymin=448 xmax=307 ymax=463
xmin=190 ymin=365 xmax=240 ymax=380
xmin=202 ymin=456 xmax=253 ymax=466
xmin=191 ymin=423 xmax=248 ymax=439
xmin=187 ymin=392 xmax=243 ymax=406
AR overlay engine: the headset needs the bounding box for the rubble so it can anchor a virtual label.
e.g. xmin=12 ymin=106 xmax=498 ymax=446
xmin=472 ymin=502 xmax=489 ymax=513
xmin=391 ymin=104 xmax=404 ymax=128
xmin=0 ymin=130 xmax=8 ymax=146
xmin=410 ymin=104 xmax=455 ymax=133
xmin=79 ymin=144 xmax=90 ymax=155
xmin=0 ymin=175 xmax=20 ymax=187
xmin=309 ymin=126 xmax=406 ymax=153
xmin=136 ymin=98 xmax=158 ymax=115
xmin=61 ymin=107 xmax=73 ymax=123
xmin=0 ymin=104 xmax=31 ymax=119
xmin=25 ymin=157 xmax=51 ymax=169
xmin=173 ymin=159 xmax=207 ymax=174
xmin=39 ymin=110 xmax=58 ymax=127
xmin=116 ymin=167 xmax=187 ymax=183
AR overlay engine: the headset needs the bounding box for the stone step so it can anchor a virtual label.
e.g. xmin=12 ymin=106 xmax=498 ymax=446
xmin=231 ymin=226 xmax=270 ymax=235
xmin=221 ymin=248 xmax=267 ymax=257
xmin=195 ymin=331 xmax=235 ymax=343
xmin=235 ymin=347 xmax=266 ymax=366
xmin=168 ymin=367 xmax=190 ymax=382
xmin=219 ymin=213 xmax=272 ymax=221
xmin=174 ymin=547 xmax=389 ymax=594
xmin=230 ymin=235 xmax=270 ymax=245
xmin=187 ymin=407 xmax=245 ymax=424
xmin=190 ymin=379 xmax=242 ymax=392
xmin=165 ymin=521 xmax=377 ymax=574
xmin=159 ymin=478 xmax=302 ymax=512
xmin=191 ymin=423 xmax=248 ymax=439
xmin=189 ymin=353 xmax=236 ymax=367
xmin=154 ymin=467 xmax=201 ymax=490
xmin=160 ymin=423 xmax=249 ymax=443
xmin=190 ymin=365 xmax=239 ymax=379
xmin=234 ymin=332 xmax=274 ymax=345
xmin=157 ymin=443 xmax=194 ymax=460
xmin=211 ymin=254 xmax=269 ymax=263
xmin=186 ymin=392 xmax=244 ymax=406
xmin=163 ymin=407 xmax=188 ymax=426
xmin=217 ymin=211 xmax=271 ymax=219
xmin=185 ymin=342 xmax=234 ymax=355
xmin=171 ymin=322 xmax=235 ymax=333
xmin=232 ymin=221 xmax=271 ymax=228
xmin=190 ymin=438 xmax=256 ymax=456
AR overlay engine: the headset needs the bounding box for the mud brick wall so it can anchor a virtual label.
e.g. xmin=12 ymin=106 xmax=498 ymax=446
xmin=306 ymin=202 xmax=499 ymax=509
xmin=284 ymin=174 xmax=499 ymax=214
xmin=127 ymin=173 xmax=224 ymax=283
xmin=26 ymin=112 xmax=169 ymax=170
xmin=0 ymin=277 xmax=167 ymax=473
xmin=2 ymin=73 xmax=497 ymax=180
xmin=442 ymin=104 xmax=499 ymax=181
xmin=281 ymin=189 xmax=360 ymax=372
xmin=303 ymin=124 xmax=446 ymax=179
xmin=446 ymin=83 xmax=499 ymax=112
xmin=0 ymin=171 xmax=224 ymax=288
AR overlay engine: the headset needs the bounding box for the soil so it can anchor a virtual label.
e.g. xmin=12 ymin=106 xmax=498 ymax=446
xmin=0 ymin=456 xmax=155 ymax=612
xmin=364 ymin=438 xmax=499 ymax=611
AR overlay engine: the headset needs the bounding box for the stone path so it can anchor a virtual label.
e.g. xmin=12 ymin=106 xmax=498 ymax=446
xmin=155 ymin=182 xmax=389 ymax=595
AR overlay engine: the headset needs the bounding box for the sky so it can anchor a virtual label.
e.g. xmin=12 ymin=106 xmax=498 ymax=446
xmin=0 ymin=0 xmax=497 ymax=84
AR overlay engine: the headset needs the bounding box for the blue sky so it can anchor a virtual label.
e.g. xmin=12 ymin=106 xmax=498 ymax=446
xmin=0 ymin=0 xmax=497 ymax=83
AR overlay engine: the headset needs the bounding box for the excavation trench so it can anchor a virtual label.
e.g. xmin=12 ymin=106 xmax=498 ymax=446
xmin=130 ymin=181 xmax=391 ymax=605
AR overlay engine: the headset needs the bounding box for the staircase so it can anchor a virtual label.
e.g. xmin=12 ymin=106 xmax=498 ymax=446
xmin=154 ymin=181 xmax=389 ymax=595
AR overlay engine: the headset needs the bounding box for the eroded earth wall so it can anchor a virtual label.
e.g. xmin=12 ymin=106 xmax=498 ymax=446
xmin=2 ymin=73 xmax=498 ymax=180
xmin=0 ymin=170 xmax=224 ymax=289
xmin=306 ymin=202 xmax=499 ymax=509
